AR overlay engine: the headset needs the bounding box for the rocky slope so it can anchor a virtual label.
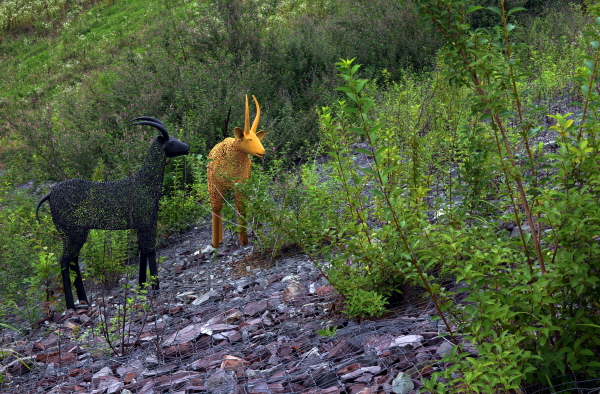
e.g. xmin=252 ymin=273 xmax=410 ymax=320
xmin=0 ymin=222 xmax=459 ymax=394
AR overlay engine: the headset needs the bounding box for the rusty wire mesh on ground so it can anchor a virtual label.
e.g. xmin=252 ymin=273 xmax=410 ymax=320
xmin=1 ymin=225 xmax=599 ymax=394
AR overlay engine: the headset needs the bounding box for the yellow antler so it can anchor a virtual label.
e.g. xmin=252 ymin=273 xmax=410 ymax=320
xmin=244 ymin=94 xmax=250 ymax=134
xmin=250 ymin=95 xmax=260 ymax=135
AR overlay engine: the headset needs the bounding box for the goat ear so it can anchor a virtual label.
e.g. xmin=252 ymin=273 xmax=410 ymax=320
xmin=234 ymin=127 xmax=244 ymax=140
xmin=256 ymin=130 xmax=268 ymax=141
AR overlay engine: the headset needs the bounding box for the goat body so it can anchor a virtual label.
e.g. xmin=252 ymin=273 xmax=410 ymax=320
xmin=208 ymin=96 xmax=267 ymax=248
xmin=208 ymin=137 xmax=252 ymax=246
xmin=36 ymin=119 xmax=189 ymax=310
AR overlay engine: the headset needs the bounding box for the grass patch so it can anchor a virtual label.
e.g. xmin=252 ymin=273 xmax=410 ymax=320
xmin=0 ymin=0 xmax=198 ymax=100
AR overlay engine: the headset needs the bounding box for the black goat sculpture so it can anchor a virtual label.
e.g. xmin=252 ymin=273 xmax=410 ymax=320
xmin=36 ymin=118 xmax=189 ymax=310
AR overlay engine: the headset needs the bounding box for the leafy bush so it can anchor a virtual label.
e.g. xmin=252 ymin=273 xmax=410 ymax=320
xmin=413 ymin=0 xmax=600 ymax=390
xmin=513 ymin=2 xmax=590 ymax=100
xmin=245 ymin=1 xmax=600 ymax=386
xmin=243 ymin=61 xmax=466 ymax=322
xmin=158 ymin=154 xmax=209 ymax=238
xmin=0 ymin=173 xmax=60 ymax=325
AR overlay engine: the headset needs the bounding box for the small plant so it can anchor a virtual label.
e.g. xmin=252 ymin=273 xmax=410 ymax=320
xmin=27 ymin=246 xmax=61 ymax=303
xmin=159 ymin=154 xmax=207 ymax=237
xmin=316 ymin=325 xmax=337 ymax=338
xmin=96 ymin=275 xmax=152 ymax=357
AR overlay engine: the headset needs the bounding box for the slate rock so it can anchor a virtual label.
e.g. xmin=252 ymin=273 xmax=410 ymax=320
xmin=244 ymin=300 xmax=269 ymax=316
xmin=95 ymin=376 xmax=123 ymax=394
xmin=162 ymin=324 xmax=205 ymax=346
xmin=117 ymin=359 xmax=143 ymax=379
xmin=391 ymin=335 xmax=424 ymax=349
xmin=391 ymin=372 xmax=414 ymax=394
xmin=283 ymin=281 xmax=303 ymax=302
xmin=92 ymin=366 xmax=113 ymax=384
xmin=340 ymin=366 xmax=381 ymax=381
xmin=153 ymin=371 xmax=202 ymax=391
xmin=192 ymin=289 xmax=219 ymax=305
xmin=205 ymin=369 xmax=235 ymax=388
xmin=316 ymin=370 xmax=339 ymax=389
xmin=346 ymin=383 xmax=367 ymax=394
xmin=221 ymin=355 xmax=249 ymax=370
xmin=325 ymin=340 xmax=361 ymax=360
xmin=435 ymin=341 xmax=454 ymax=357
xmin=316 ymin=286 xmax=335 ymax=296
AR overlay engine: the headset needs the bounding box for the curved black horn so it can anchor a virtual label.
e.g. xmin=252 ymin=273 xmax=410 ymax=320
xmin=132 ymin=121 xmax=169 ymax=139
xmin=132 ymin=117 xmax=166 ymax=128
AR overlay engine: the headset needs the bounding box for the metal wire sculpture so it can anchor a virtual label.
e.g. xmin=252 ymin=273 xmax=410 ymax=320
xmin=208 ymin=95 xmax=267 ymax=248
xmin=36 ymin=118 xmax=190 ymax=310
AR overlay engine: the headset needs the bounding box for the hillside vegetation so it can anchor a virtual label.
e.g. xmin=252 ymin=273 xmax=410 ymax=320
xmin=1 ymin=0 xmax=599 ymax=392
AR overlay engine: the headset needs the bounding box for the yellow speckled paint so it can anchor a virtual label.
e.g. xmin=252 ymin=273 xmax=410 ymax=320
xmin=208 ymin=95 xmax=267 ymax=248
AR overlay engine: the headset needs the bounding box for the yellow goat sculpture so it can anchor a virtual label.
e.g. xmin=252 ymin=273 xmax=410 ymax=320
xmin=208 ymin=95 xmax=267 ymax=248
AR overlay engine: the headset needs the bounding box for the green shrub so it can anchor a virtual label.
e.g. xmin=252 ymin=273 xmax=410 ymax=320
xmin=158 ymin=154 xmax=209 ymax=238
xmin=513 ymin=2 xmax=590 ymax=100
xmin=414 ymin=0 xmax=600 ymax=390
xmin=0 ymin=172 xmax=60 ymax=326
xmin=242 ymin=158 xmax=340 ymax=254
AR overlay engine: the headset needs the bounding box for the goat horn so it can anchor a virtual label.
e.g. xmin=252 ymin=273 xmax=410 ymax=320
xmin=132 ymin=121 xmax=170 ymax=139
xmin=250 ymin=95 xmax=260 ymax=135
xmin=244 ymin=95 xmax=250 ymax=134
xmin=132 ymin=117 xmax=166 ymax=128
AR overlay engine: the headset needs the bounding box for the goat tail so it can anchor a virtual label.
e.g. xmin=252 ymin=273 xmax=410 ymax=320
xmin=35 ymin=192 xmax=51 ymax=223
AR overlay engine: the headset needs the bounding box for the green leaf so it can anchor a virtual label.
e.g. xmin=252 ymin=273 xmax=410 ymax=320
xmin=368 ymin=130 xmax=378 ymax=144
xmin=351 ymin=64 xmax=361 ymax=76
xmin=582 ymin=85 xmax=590 ymax=95
xmin=370 ymin=189 xmax=384 ymax=198
xmin=382 ymin=165 xmax=399 ymax=178
xmin=374 ymin=146 xmax=387 ymax=161
xmin=487 ymin=6 xmax=501 ymax=15
xmin=592 ymin=41 xmax=600 ymax=49
xmin=369 ymin=124 xmax=382 ymax=135
xmin=345 ymin=91 xmax=358 ymax=102
xmin=579 ymin=349 xmax=594 ymax=356
xmin=466 ymin=5 xmax=484 ymax=14
xmin=585 ymin=60 xmax=595 ymax=71
xmin=349 ymin=127 xmax=365 ymax=135
xmin=578 ymin=323 xmax=600 ymax=329
xmin=355 ymin=148 xmax=372 ymax=156
xmin=507 ymin=7 xmax=526 ymax=15
xmin=356 ymin=79 xmax=367 ymax=93
xmin=362 ymin=168 xmax=378 ymax=178
xmin=506 ymin=23 xmax=515 ymax=32
xmin=362 ymin=99 xmax=373 ymax=113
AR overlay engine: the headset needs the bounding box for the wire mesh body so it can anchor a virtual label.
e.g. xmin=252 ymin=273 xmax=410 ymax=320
xmin=207 ymin=95 xmax=267 ymax=248
xmin=207 ymin=137 xmax=252 ymax=247
xmin=36 ymin=120 xmax=189 ymax=310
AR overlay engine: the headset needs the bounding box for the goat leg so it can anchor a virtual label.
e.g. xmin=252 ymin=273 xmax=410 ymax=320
xmin=60 ymin=258 xmax=76 ymax=310
xmin=212 ymin=210 xmax=223 ymax=248
xmin=71 ymin=256 xmax=89 ymax=306
xmin=235 ymin=191 xmax=248 ymax=246
xmin=138 ymin=250 xmax=159 ymax=292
